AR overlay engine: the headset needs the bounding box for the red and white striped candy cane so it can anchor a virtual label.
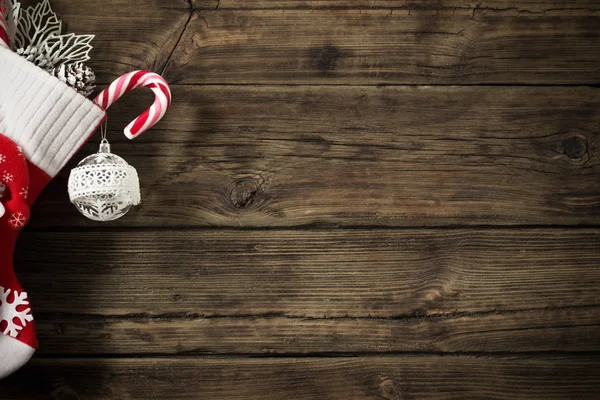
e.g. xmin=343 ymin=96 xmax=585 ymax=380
xmin=0 ymin=0 xmax=10 ymax=49
xmin=94 ymin=70 xmax=171 ymax=139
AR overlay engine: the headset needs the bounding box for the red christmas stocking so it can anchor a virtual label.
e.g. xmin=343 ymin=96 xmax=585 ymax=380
xmin=0 ymin=46 xmax=105 ymax=378
xmin=0 ymin=134 xmax=33 ymax=377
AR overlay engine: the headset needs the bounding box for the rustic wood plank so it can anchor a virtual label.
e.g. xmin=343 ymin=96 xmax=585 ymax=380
xmin=3 ymin=356 xmax=600 ymax=399
xmin=31 ymin=85 xmax=600 ymax=228
xmin=193 ymin=0 xmax=600 ymax=15
xmin=164 ymin=10 xmax=600 ymax=84
xmin=19 ymin=0 xmax=191 ymax=83
xmin=16 ymin=229 xmax=600 ymax=317
xmin=35 ymin=307 xmax=600 ymax=354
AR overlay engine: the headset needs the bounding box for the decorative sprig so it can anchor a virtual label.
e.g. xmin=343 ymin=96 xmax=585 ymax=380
xmin=13 ymin=0 xmax=61 ymax=50
xmin=52 ymin=62 xmax=96 ymax=97
xmin=7 ymin=0 xmax=96 ymax=96
xmin=1 ymin=0 xmax=19 ymax=45
xmin=44 ymin=32 xmax=94 ymax=65
xmin=16 ymin=45 xmax=53 ymax=68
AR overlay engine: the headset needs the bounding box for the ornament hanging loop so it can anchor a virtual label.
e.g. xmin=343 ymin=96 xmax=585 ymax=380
xmin=100 ymin=118 xmax=108 ymax=141
xmin=98 ymin=120 xmax=110 ymax=153
xmin=98 ymin=138 xmax=110 ymax=154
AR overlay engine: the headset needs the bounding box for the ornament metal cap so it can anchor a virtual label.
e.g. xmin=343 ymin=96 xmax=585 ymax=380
xmin=68 ymin=139 xmax=140 ymax=222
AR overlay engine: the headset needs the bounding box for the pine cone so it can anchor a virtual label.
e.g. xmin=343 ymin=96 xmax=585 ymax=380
xmin=16 ymin=46 xmax=54 ymax=70
xmin=51 ymin=62 xmax=96 ymax=97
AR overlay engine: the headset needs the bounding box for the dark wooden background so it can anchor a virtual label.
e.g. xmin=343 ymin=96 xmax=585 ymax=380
xmin=2 ymin=0 xmax=600 ymax=398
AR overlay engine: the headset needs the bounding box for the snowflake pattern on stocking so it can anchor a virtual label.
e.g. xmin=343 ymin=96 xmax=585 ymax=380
xmin=0 ymin=154 xmax=6 ymax=164
xmin=8 ymin=211 xmax=27 ymax=228
xmin=0 ymin=286 xmax=34 ymax=338
xmin=2 ymin=171 xmax=13 ymax=182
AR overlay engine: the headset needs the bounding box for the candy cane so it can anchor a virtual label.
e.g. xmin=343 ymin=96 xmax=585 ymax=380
xmin=0 ymin=0 xmax=10 ymax=49
xmin=94 ymin=70 xmax=172 ymax=139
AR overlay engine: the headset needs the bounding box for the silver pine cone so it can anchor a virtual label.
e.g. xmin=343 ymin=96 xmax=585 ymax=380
xmin=51 ymin=62 xmax=97 ymax=97
xmin=16 ymin=46 xmax=54 ymax=70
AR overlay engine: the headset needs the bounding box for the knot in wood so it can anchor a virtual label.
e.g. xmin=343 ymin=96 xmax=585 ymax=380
xmin=563 ymin=135 xmax=588 ymax=159
xmin=309 ymin=45 xmax=342 ymax=72
xmin=229 ymin=178 xmax=263 ymax=209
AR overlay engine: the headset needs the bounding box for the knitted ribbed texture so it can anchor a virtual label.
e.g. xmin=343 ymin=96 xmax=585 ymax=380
xmin=0 ymin=46 xmax=105 ymax=178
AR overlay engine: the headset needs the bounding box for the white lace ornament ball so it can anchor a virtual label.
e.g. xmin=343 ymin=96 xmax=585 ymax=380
xmin=68 ymin=140 xmax=140 ymax=222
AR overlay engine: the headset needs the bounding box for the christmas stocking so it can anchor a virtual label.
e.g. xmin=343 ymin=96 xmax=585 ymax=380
xmin=0 ymin=134 xmax=33 ymax=376
xmin=0 ymin=45 xmax=105 ymax=378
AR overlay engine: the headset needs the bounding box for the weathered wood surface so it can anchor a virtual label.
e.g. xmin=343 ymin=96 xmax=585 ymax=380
xmin=4 ymin=1 xmax=600 ymax=398
xmin=3 ymin=357 xmax=600 ymax=399
xmin=35 ymin=307 xmax=600 ymax=354
xmin=17 ymin=229 xmax=600 ymax=316
xmin=165 ymin=10 xmax=600 ymax=84
xmin=31 ymin=85 xmax=600 ymax=228
xmin=193 ymin=0 xmax=600 ymax=13
xmin=15 ymin=1 xmax=600 ymax=85
xmin=18 ymin=0 xmax=191 ymax=83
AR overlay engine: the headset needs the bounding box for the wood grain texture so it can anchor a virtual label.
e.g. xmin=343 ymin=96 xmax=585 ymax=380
xmin=193 ymin=0 xmax=600 ymax=14
xmin=3 ymin=357 xmax=600 ymax=399
xmin=9 ymin=2 xmax=600 ymax=398
xmin=16 ymin=229 xmax=600 ymax=317
xmin=18 ymin=0 xmax=191 ymax=83
xmin=35 ymin=307 xmax=600 ymax=354
xmin=164 ymin=10 xmax=600 ymax=84
xmin=31 ymin=85 xmax=600 ymax=228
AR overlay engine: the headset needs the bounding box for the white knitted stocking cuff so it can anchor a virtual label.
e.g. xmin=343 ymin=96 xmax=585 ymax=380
xmin=0 ymin=47 xmax=105 ymax=178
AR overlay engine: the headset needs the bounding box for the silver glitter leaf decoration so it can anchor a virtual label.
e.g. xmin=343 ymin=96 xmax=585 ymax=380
xmin=44 ymin=33 xmax=94 ymax=65
xmin=13 ymin=0 xmax=61 ymax=50
xmin=6 ymin=0 xmax=96 ymax=97
xmin=3 ymin=0 xmax=20 ymax=45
